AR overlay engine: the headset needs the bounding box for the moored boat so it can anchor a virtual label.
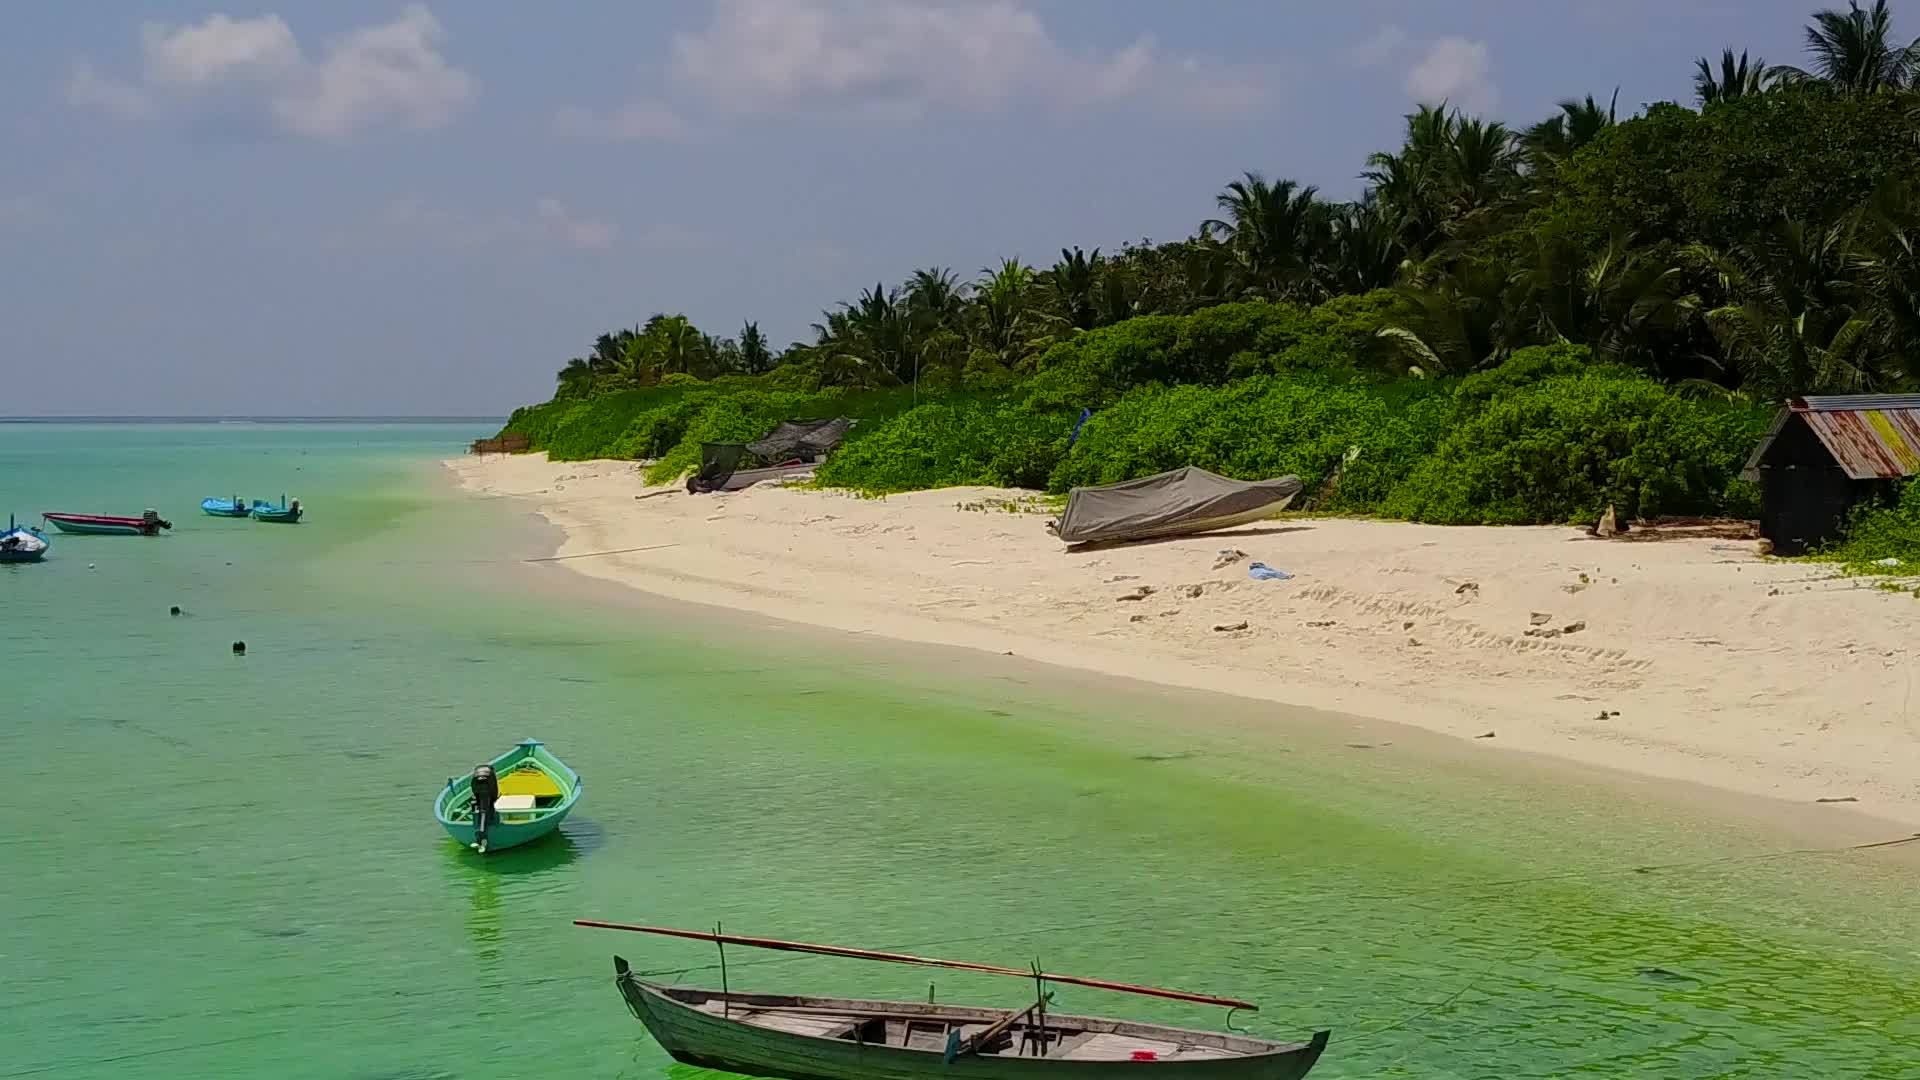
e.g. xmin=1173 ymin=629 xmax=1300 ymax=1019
xmin=435 ymin=739 xmax=580 ymax=853
xmin=202 ymin=496 xmax=261 ymax=518
xmin=1048 ymin=468 xmax=1303 ymax=547
xmin=0 ymin=516 xmax=49 ymax=563
xmin=251 ymin=495 xmax=302 ymax=523
xmin=42 ymin=510 xmax=171 ymax=536
xmin=579 ymin=924 xmax=1331 ymax=1080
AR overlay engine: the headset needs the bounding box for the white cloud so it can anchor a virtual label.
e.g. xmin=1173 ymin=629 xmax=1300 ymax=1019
xmin=1346 ymin=24 xmax=1409 ymax=69
xmin=66 ymin=5 xmax=475 ymax=139
xmin=1347 ymin=26 xmax=1498 ymax=114
xmin=142 ymin=13 xmax=301 ymax=86
xmin=274 ymin=6 xmax=476 ymax=138
xmin=374 ymin=197 xmax=620 ymax=253
xmin=553 ymin=100 xmax=687 ymax=141
xmin=666 ymin=0 xmax=1268 ymax=117
xmin=533 ymin=198 xmax=619 ymax=250
xmin=65 ymin=61 xmax=151 ymax=117
xmin=1406 ymin=36 xmax=1496 ymax=113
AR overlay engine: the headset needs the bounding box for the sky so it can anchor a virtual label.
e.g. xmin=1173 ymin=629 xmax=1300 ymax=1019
xmin=0 ymin=0 xmax=1830 ymax=416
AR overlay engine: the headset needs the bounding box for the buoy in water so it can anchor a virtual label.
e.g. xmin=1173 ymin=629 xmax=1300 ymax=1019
xmin=232 ymin=641 xmax=246 ymax=655
xmin=169 ymin=606 xmax=182 ymax=617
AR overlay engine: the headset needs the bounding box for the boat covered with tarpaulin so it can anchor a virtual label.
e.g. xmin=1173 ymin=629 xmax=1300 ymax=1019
xmin=0 ymin=516 xmax=49 ymax=562
xmin=687 ymin=417 xmax=854 ymax=493
xmin=1049 ymin=467 xmax=1302 ymax=547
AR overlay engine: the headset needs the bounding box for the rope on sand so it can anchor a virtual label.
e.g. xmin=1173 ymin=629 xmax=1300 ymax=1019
xmin=523 ymin=542 xmax=679 ymax=563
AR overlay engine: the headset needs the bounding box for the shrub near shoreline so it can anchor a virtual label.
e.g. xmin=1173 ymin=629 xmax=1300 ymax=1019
xmin=503 ymin=341 xmax=1769 ymax=526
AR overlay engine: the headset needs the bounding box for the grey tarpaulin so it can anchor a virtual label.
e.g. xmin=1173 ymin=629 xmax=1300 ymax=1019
xmin=1050 ymin=466 xmax=1303 ymax=546
xmin=747 ymin=418 xmax=852 ymax=461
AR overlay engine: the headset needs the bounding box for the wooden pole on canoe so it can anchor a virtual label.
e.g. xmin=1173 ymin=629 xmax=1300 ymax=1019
xmin=572 ymin=920 xmax=1258 ymax=1012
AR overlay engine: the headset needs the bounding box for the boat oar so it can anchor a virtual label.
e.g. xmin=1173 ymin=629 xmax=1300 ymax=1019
xmin=572 ymin=920 xmax=1258 ymax=1011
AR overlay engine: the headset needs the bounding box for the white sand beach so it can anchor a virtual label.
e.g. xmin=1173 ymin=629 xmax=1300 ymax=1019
xmin=448 ymin=453 xmax=1920 ymax=826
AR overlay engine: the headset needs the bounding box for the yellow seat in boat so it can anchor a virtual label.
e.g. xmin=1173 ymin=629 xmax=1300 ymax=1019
xmin=497 ymin=767 xmax=562 ymax=798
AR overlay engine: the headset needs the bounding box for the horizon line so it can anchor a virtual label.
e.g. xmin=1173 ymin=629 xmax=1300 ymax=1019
xmin=0 ymin=414 xmax=505 ymax=423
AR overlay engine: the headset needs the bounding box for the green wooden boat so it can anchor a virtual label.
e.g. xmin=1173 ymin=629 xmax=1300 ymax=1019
xmin=251 ymin=495 xmax=303 ymax=523
xmin=435 ymin=739 xmax=580 ymax=853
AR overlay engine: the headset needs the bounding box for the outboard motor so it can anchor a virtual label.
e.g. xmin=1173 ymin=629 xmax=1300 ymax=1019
xmin=469 ymin=765 xmax=499 ymax=853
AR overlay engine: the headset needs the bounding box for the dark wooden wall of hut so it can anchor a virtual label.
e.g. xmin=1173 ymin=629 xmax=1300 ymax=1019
xmin=1755 ymin=417 xmax=1858 ymax=555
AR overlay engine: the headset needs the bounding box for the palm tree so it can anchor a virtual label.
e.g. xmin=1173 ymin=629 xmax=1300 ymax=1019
xmin=971 ymin=259 xmax=1056 ymax=373
xmin=1440 ymin=117 xmax=1522 ymax=219
xmin=589 ymin=331 xmax=630 ymax=375
xmin=904 ymin=267 xmax=966 ymax=327
xmin=1689 ymin=217 xmax=1878 ymax=397
xmin=1511 ymin=230 xmax=1700 ymax=374
xmin=1694 ymin=49 xmax=1772 ymax=104
xmin=1377 ymin=257 xmax=1525 ymax=375
xmin=1362 ymin=104 xmax=1520 ymax=258
xmin=1524 ymin=91 xmax=1618 ymax=171
xmin=1202 ymin=172 xmax=1332 ymax=301
xmin=1326 ymin=199 xmax=1404 ymax=293
xmin=1049 ymin=247 xmax=1104 ymax=330
xmin=612 ymin=328 xmax=658 ymax=385
xmin=1839 ymin=183 xmax=1920 ymax=385
xmin=1361 ymin=148 xmax=1441 ymax=260
xmin=1772 ymin=0 xmax=1920 ymax=94
xmin=1095 ymin=262 xmax=1142 ymax=325
xmin=832 ymin=283 xmax=912 ymax=385
xmin=737 ymin=321 xmax=772 ymax=374
xmin=554 ymin=357 xmax=596 ymax=397
xmin=644 ymin=314 xmax=709 ymax=377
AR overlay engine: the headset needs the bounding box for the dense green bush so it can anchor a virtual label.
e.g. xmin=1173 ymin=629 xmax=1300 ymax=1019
xmin=1230 ymin=289 xmax=1406 ymax=378
xmin=1544 ymin=88 xmax=1920 ymax=252
xmin=1050 ymin=377 xmax=1408 ymax=500
xmin=504 ymin=390 xmax=674 ymax=461
xmin=1380 ymin=372 xmax=1768 ymax=524
xmin=642 ymin=390 xmax=823 ymax=484
xmin=815 ymin=401 xmax=1074 ymax=493
xmin=1023 ymin=301 xmax=1316 ymax=410
xmin=500 ymin=307 xmax=1773 ymax=530
xmin=1833 ymin=482 xmax=1920 ymax=567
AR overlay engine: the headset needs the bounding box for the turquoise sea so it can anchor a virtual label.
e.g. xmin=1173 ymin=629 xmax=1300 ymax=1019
xmin=3 ymin=422 xmax=1919 ymax=1079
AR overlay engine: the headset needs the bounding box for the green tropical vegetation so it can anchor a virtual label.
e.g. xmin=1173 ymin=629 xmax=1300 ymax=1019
xmin=502 ymin=2 xmax=1920 ymax=531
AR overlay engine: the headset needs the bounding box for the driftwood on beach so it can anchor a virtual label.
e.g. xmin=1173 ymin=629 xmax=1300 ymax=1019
xmin=470 ymin=434 xmax=531 ymax=455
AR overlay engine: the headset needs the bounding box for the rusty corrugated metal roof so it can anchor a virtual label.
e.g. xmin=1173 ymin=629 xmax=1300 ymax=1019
xmin=1742 ymin=394 xmax=1920 ymax=481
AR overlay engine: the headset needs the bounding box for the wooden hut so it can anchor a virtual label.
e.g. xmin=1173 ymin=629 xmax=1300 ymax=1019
xmin=1741 ymin=394 xmax=1920 ymax=554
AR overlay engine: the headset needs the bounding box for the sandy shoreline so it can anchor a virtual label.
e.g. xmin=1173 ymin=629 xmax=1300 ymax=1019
xmin=446 ymin=453 xmax=1920 ymax=827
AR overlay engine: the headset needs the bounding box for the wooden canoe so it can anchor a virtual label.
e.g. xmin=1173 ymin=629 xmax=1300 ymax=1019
xmin=609 ymin=960 xmax=1329 ymax=1080
xmin=718 ymin=461 xmax=817 ymax=491
xmin=434 ymin=739 xmax=580 ymax=853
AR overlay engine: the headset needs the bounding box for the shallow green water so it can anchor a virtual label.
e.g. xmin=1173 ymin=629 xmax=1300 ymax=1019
xmin=3 ymin=423 xmax=1919 ymax=1079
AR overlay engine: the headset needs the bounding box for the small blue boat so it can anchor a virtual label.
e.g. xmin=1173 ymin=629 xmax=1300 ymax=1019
xmin=435 ymin=739 xmax=581 ymax=854
xmin=0 ymin=515 xmax=49 ymax=563
xmin=202 ymin=496 xmax=264 ymax=518
xmin=251 ymin=495 xmax=302 ymax=524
